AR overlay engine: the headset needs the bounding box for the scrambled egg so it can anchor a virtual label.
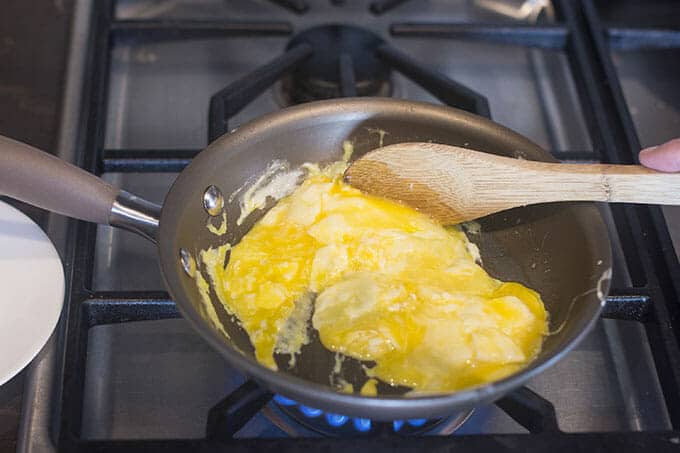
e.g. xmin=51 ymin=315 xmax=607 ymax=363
xmin=200 ymin=154 xmax=548 ymax=394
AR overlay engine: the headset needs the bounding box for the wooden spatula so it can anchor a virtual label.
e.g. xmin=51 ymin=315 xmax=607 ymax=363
xmin=344 ymin=142 xmax=680 ymax=225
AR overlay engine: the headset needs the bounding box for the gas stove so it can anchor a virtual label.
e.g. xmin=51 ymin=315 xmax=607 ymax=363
xmin=17 ymin=0 xmax=680 ymax=451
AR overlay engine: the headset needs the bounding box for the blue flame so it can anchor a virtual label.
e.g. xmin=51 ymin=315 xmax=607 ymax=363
xmin=407 ymin=418 xmax=427 ymax=427
xmin=326 ymin=413 xmax=350 ymax=427
xmin=273 ymin=394 xmax=297 ymax=406
xmin=299 ymin=405 xmax=323 ymax=417
xmin=353 ymin=417 xmax=372 ymax=432
xmin=274 ymin=394 xmax=431 ymax=433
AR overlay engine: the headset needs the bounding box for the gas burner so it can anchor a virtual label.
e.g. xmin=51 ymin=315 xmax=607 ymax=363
xmin=263 ymin=394 xmax=474 ymax=437
xmin=210 ymin=24 xmax=489 ymax=140
xmin=280 ymin=25 xmax=392 ymax=105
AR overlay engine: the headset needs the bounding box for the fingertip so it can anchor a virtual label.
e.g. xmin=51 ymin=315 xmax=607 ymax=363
xmin=639 ymin=145 xmax=657 ymax=155
xmin=639 ymin=143 xmax=680 ymax=172
xmin=638 ymin=148 xmax=655 ymax=167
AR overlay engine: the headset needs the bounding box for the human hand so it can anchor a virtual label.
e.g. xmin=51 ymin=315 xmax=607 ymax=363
xmin=639 ymin=138 xmax=680 ymax=172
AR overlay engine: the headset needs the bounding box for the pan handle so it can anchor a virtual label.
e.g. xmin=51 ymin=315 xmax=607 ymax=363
xmin=0 ymin=135 xmax=160 ymax=243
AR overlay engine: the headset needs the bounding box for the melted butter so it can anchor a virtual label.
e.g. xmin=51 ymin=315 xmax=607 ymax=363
xmin=342 ymin=140 xmax=354 ymax=162
xmin=207 ymin=212 xmax=227 ymax=236
xmin=360 ymin=378 xmax=378 ymax=396
xmin=367 ymin=128 xmax=387 ymax=148
xmin=463 ymin=221 xmax=482 ymax=236
xmin=195 ymin=256 xmax=230 ymax=340
xmin=339 ymin=379 xmax=354 ymax=394
xmin=201 ymin=150 xmax=548 ymax=393
xmin=274 ymin=292 xmax=313 ymax=367
xmin=333 ymin=352 xmax=344 ymax=374
xmin=234 ymin=160 xmax=304 ymax=226
xmin=233 ymin=144 xmax=355 ymax=227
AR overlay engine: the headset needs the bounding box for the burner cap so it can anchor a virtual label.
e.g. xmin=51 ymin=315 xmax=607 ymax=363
xmin=283 ymin=25 xmax=391 ymax=103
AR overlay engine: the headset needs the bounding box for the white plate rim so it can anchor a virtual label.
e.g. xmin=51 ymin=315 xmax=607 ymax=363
xmin=0 ymin=200 xmax=65 ymax=386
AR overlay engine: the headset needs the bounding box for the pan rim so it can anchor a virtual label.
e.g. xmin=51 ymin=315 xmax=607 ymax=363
xmin=157 ymin=97 xmax=612 ymax=420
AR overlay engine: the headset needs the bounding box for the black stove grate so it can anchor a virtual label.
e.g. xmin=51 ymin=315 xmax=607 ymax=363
xmin=265 ymin=0 xmax=417 ymax=15
xmin=53 ymin=0 xmax=680 ymax=451
xmin=208 ymin=43 xmax=313 ymax=141
xmin=207 ymin=23 xmax=489 ymax=141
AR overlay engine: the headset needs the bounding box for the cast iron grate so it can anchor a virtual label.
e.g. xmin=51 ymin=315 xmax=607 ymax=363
xmin=55 ymin=0 xmax=680 ymax=451
xmin=267 ymin=0 xmax=416 ymax=15
xmin=206 ymin=23 xmax=490 ymax=142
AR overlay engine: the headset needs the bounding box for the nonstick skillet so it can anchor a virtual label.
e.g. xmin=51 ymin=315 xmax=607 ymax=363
xmin=0 ymin=98 xmax=611 ymax=420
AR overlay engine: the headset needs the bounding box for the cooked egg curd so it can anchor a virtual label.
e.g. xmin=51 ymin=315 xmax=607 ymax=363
xmin=200 ymin=157 xmax=548 ymax=394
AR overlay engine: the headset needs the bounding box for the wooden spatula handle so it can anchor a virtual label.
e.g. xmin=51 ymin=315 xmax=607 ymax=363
xmin=495 ymin=160 xmax=680 ymax=205
xmin=346 ymin=142 xmax=680 ymax=225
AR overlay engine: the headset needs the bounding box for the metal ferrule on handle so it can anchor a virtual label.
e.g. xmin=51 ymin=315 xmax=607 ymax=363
xmin=110 ymin=191 xmax=161 ymax=244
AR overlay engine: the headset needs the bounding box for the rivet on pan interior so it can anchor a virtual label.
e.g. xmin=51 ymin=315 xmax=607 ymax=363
xmin=179 ymin=248 xmax=196 ymax=277
xmin=203 ymin=185 xmax=224 ymax=216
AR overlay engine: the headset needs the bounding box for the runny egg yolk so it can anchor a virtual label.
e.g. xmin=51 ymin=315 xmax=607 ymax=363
xmin=201 ymin=163 xmax=548 ymax=394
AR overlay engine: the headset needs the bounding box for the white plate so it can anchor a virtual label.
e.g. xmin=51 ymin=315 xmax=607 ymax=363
xmin=0 ymin=201 xmax=64 ymax=386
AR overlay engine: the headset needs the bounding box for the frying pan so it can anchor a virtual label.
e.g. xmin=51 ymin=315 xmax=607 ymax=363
xmin=0 ymin=98 xmax=611 ymax=420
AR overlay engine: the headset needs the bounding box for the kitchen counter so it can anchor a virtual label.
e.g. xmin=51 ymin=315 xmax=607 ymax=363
xmin=0 ymin=1 xmax=74 ymax=451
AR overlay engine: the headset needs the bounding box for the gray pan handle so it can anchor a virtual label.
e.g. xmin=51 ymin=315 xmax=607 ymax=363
xmin=0 ymin=135 xmax=117 ymax=224
xmin=0 ymin=135 xmax=161 ymax=243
